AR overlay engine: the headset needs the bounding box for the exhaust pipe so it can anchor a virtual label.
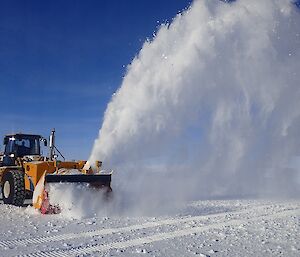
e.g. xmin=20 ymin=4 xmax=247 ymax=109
xmin=49 ymin=128 xmax=55 ymax=161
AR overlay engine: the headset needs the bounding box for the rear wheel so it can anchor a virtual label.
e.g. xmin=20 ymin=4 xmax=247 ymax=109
xmin=1 ymin=170 xmax=25 ymax=206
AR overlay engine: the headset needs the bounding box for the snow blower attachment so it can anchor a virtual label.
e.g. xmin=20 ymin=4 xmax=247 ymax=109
xmin=0 ymin=129 xmax=112 ymax=214
xmin=32 ymin=162 xmax=112 ymax=214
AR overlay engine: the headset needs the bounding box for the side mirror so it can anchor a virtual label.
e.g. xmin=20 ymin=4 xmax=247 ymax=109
xmin=3 ymin=137 xmax=8 ymax=145
xmin=41 ymin=138 xmax=47 ymax=147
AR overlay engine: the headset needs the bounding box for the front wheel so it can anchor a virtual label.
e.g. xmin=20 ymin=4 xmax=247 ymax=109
xmin=1 ymin=170 xmax=25 ymax=206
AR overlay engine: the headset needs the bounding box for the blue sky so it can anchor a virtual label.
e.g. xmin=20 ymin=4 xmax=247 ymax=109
xmin=0 ymin=0 xmax=191 ymax=159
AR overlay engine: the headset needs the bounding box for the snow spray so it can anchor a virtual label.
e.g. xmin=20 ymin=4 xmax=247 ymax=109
xmin=73 ymin=0 xmax=300 ymax=216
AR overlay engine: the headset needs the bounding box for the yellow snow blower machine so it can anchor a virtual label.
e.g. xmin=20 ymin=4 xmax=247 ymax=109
xmin=0 ymin=129 xmax=112 ymax=214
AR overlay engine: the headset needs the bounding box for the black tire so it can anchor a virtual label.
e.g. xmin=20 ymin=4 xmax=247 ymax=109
xmin=1 ymin=170 xmax=25 ymax=206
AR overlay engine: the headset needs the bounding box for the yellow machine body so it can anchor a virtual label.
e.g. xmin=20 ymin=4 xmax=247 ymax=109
xmin=23 ymin=160 xmax=87 ymax=192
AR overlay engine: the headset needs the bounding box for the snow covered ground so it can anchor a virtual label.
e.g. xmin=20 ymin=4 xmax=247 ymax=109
xmin=0 ymin=199 xmax=299 ymax=257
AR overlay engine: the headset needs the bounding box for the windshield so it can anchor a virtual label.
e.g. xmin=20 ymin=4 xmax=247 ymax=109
xmin=8 ymin=137 xmax=41 ymax=156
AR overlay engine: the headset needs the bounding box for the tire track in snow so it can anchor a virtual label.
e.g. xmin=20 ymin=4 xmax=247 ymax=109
xmin=0 ymin=204 xmax=269 ymax=249
xmin=18 ymin=207 xmax=299 ymax=257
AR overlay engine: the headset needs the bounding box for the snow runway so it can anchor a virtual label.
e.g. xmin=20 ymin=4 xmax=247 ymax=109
xmin=0 ymin=200 xmax=299 ymax=256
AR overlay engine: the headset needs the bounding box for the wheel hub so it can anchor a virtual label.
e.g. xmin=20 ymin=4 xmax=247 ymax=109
xmin=3 ymin=181 xmax=11 ymax=199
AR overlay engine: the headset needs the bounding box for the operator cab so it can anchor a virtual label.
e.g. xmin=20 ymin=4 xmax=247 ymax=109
xmin=2 ymin=134 xmax=45 ymax=166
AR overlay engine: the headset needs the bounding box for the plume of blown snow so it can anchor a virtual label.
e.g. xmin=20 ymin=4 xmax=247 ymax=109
xmin=88 ymin=0 xmax=300 ymax=215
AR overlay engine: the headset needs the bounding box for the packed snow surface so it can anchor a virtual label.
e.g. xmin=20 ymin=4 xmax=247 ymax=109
xmin=0 ymin=199 xmax=299 ymax=256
